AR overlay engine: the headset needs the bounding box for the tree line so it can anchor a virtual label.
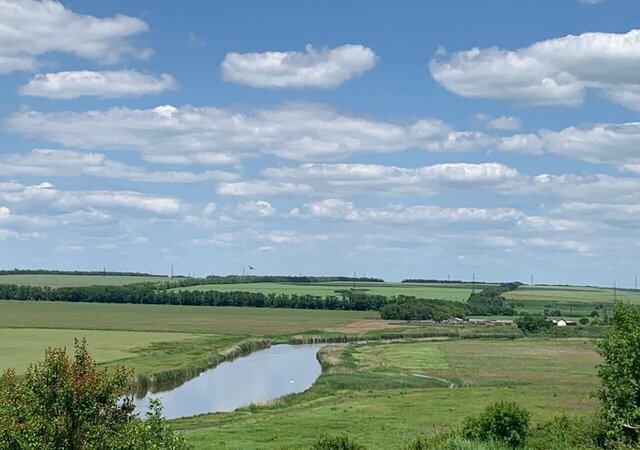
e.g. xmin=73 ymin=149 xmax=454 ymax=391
xmin=0 ymin=281 xmax=521 ymax=316
xmin=164 ymin=274 xmax=384 ymax=288
xmin=0 ymin=283 xmax=393 ymax=311
xmin=380 ymin=283 xmax=519 ymax=320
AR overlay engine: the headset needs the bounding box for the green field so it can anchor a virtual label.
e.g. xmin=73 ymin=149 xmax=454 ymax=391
xmin=505 ymin=284 xmax=639 ymax=304
xmin=176 ymin=338 xmax=601 ymax=449
xmin=0 ymin=328 xmax=200 ymax=374
xmin=0 ymin=300 xmax=376 ymax=334
xmin=174 ymin=281 xmax=478 ymax=301
xmin=0 ymin=274 xmax=168 ymax=287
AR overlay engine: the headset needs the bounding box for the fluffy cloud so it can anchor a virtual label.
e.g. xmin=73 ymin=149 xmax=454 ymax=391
xmin=475 ymin=114 xmax=521 ymax=131
xmin=221 ymin=44 xmax=376 ymax=88
xmin=0 ymin=182 xmax=180 ymax=215
xmin=217 ymin=180 xmax=313 ymax=196
xmin=20 ymin=71 xmax=176 ymax=99
xmin=0 ymin=149 xmax=237 ymax=183
xmin=6 ymin=103 xmax=493 ymax=162
xmin=0 ymin=0 xmax=151 ymax=73
xmin=261 ymin=162 xmax=518 ymax=196
xmin=539 ymin=122 xmax=640 ymax=166
xmin=236 ymin=200 xmax=276 ymax=217
xmin=430 ymin=29 xmax=640 ymax=108
xmin=295 ymin=199 xmax=524 ymax=223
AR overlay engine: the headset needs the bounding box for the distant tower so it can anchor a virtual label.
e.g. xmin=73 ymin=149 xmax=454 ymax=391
xmin=170 ymin=264 xmax=174 ymax=279
xmin=472 ymin=272 xmax=476 ymax=294
xmin=530 ymin=274 xmax=533 ymax=286
xmin=614 ymin=281 xmax=617 ymax=301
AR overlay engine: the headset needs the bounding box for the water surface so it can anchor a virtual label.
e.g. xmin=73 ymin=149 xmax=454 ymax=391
xmin=133 ymin=343 xmax=324 ymax=419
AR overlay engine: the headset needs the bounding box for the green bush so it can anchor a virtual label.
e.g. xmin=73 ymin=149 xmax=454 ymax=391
xmin=311 ymin=434 xmax=367 ymax=450
xmin=526 ymin=414 xmax=601 ymax=449
xmin=405 ymin=434 xmax=511 ymax=450
xmin=462 ymin=401 xmax=530 ymax=448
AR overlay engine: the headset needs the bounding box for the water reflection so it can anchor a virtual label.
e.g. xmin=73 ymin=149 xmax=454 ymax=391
xmin=133 ymin=344 xmax=324 ymax=419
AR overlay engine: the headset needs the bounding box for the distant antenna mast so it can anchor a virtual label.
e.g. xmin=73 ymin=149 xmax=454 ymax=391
xmin=448 ymin=273 xmax=451 ymax=281
xmin=614 ymin=281 xmax=617 ymax=301
xmin=635 ymin=276 xmax=638 ymax=290
xmin=353 ymin=271 xmax=357 ymax=289
xmin=242 ymin=267 xmax=245 ymax=277
xmin=530 ymin=274 xmax=533 ymax=286
xmin=170 ymin=264 xmax=174 ymax=279
xmin=472 ymin=272 xmax=476 ymax=294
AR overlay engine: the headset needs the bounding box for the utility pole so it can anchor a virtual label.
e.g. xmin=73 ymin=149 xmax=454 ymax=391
xmin=353 ymin=271 xmax=357 ymax=289
xmin=614 ymin=281 xmax=617 ymax=301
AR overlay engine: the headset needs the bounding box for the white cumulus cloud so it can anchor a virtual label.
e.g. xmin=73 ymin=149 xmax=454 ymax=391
xmin=430 ymin=29 xmax=640 ymax=109
xmin=0 ymin=0 xmax=151 ymax=73
xmin=20 ymin=70 xmax=176 ymax=99
xmin=221 ymin=44 xmax=376 ymax=88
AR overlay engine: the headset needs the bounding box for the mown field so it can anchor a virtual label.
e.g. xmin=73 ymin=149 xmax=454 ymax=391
xmin=176 ymin=338 xmax=601 ymax=449
xmin=0 ymin=274 xmax=168 ymax=287
xmin=173 ymin=281 xmax=479 ymax=301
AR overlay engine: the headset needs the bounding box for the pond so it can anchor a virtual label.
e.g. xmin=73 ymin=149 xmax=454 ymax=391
xmin=133 ymin=343 xmax=325 ymax=419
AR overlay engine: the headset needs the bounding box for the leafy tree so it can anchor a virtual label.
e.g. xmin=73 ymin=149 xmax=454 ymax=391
xmin=462 ymin=401 xmax=530 ymax=448
xmin=596 ymin=301 xmax=640 ymax=446
xmin=0 ymin=339 xmax=190 ymax=450
xmin=515 ymin=313 xmax=551 ymax=334
xmin=579 ymin=317 xmax=590 ymax=325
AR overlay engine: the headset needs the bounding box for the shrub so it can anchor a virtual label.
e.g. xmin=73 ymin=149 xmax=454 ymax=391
xmin=404 ymin=434 xmax=511 ymax=450
xmin=462 ymin=401 xmax=530 ymax=448
xmin=579 ymin=317 xmax=590 ymax=325
xmin=311 ymin=434 xmax=367 ymax=450
xmin=515 ymin=313 xmax=551 ymax=334
xmin=526 ymin=414 xmax=602 ymax=450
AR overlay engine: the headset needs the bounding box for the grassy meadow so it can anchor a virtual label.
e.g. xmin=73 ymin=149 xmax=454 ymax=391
xmin=176 ymin=338 xmax=601 ymax=449
xmin=0 ymin=328 xmax=200 ymax=374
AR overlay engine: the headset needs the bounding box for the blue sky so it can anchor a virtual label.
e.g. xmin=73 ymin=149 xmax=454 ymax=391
xmin=1 ymin=0 xmax=639 ymax=285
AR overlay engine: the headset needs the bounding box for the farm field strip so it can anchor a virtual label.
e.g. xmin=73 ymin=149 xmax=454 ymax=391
xmin=0 ymin=300 xmax=377 ymax=334
xmin=0 ymin=274 xmax=168 ymax=287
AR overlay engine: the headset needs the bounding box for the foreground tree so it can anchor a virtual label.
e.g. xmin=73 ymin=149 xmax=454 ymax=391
xmin=0 ymin=339 xmax=189 ymax=450
xmin=596 ymin=301 xmax=640 ymax=446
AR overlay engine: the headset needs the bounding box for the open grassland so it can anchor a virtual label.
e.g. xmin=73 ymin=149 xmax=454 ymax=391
xmin=0 ymin=328 xmax=199 ymax=374
xmin=173 ymin=281 xmax=478 ymax=301
xmin=176 ymin=339 xmax=601 ymax=449
xmin=505 ymin=284 xmax=640 ymax=304
xmin=0 ymin=274 xmax=167 ymax=287
xmin=0 ymin=300 xmax=376 ymax=334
